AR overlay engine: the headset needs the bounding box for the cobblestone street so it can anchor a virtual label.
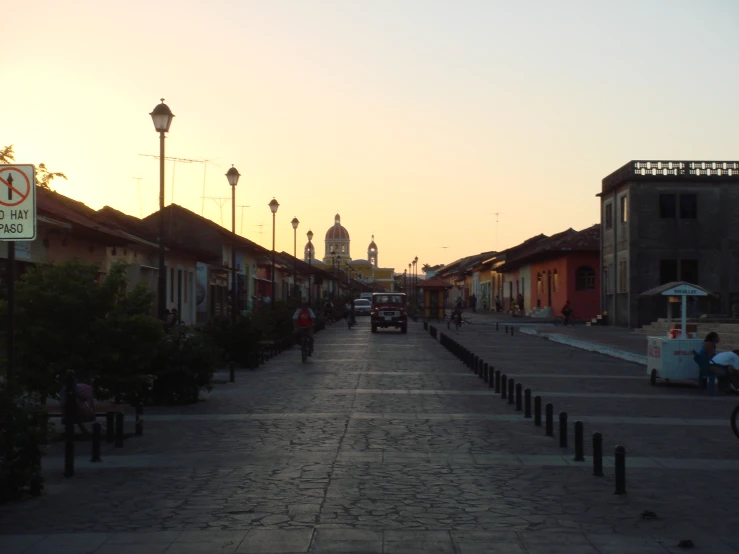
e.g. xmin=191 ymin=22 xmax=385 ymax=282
xmin=1 ymin=319 xmax=738 ymax=553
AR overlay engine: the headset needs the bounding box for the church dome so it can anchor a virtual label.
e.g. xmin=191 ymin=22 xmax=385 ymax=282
xmin=325 ymin=213 xmax=350 ymax=240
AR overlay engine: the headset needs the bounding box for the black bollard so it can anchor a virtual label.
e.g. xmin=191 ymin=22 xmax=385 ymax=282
xmin=229 ymin=362 xmax=235 ymax=383
xmin=482 ymin=362 xmax=488 ymax=382
xmin=593 ymin=432 xmax=604 ymax=476
xmin=496 ymin=322 xmax=499 ymax=331
xmin=488 ymin=365 xmax=494 ymax=388
xmin=511 ymin=326 xmax=515 ymax=336
xmin=135 ymin=402 xmax=144 ymax=437
xmin=545 ymin=403 xmax=554 ymax=436
xmin=559 ymin=412 xmax=568 ymax=448
xmin=515 ymin=383 xmax=522 ymax=411
xmin=495 ymin=370 xmax=501 ymax=393
xmin=115 ymin=412 xmax=124 ymax=448
xmin=524 ymin=389 xmax=531 ymax=418
xmin=63 ymin=372 xmax=77 ymax=478
xmin=473 ymin=355 xmax=479 ymax=374
xmin=91 ymin=422 xmax=102 ymax=462
xmin=614 ymin=446 xmax=626 ymax=494
xmin=501 ymin=375 xmax=508 ymax=399
xmin=106 ymin=412 xmax=115 ymax=443
xmin=574 ymin=421 xmax=584 ymax=461
xmin=534 ymin=396 xmax=542 ymax=426
xmin=508 ymin=378 xmax=514 ymax=405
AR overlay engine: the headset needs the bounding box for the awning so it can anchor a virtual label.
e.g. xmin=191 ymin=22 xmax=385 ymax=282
xmin=638 ymin=281 xmax=717 ymax=298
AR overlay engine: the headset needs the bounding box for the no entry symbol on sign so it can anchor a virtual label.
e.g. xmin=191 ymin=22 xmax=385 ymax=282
xmin=0 ymin=167 xmax=31 ymax=207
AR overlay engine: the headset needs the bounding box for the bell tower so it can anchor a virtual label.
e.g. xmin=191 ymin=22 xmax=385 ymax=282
xmin=368 ymin=235 xmax=378 ymax=267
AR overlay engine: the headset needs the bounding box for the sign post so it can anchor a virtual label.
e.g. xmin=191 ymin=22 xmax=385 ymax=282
xmin=0 ymin=165 xmax=36 ymax=393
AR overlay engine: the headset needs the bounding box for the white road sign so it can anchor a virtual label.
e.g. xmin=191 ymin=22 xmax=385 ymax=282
xmin=0 ymin=165 xmax=36 ymax=241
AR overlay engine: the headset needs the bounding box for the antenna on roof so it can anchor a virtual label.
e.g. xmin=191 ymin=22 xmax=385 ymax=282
xmin=237 ymin=205 xmax=250 ymax=235
xmin=202 ymin=196 xmax=229 ymax=225
xmin=490 ymin=213 xmax=504 ymax=251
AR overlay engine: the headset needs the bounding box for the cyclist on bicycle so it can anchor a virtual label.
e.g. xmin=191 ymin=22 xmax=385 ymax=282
xmin=293 ymin=301 xmax=316 ymax=354
xmin=561 ymin=300 xmax=573 ymax=326
xmin=452 ymin=298 xmax=463 ymax=327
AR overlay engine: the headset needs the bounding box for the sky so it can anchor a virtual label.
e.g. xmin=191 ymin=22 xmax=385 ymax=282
xmin=5 ymin=0 xmax=739 ymax=271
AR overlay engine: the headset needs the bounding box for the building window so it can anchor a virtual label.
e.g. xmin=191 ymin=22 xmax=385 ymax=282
xmin=660 ymin=259 xmax=678 ymax=284
xmin=680 ymin=194 xmax=697 ymax=219
xmin=680 ymin=259 xmax=699 ymax=284
xmin=575 ymin=266 xmax=595 ymax=290
xmin=341 ymin=245 xmax=346 ymax=253
xmin=605 ymin=203 xmax=613 ymax=230
xmin=659 ymin=194 xmax=676 ymax=218
xmin=617 ymin=260 xmax=627 ymax=293
xmin=619 ymin=195 xmax=628 ymax=223
xmin=553 ymin=270 xmax=558 ymax=292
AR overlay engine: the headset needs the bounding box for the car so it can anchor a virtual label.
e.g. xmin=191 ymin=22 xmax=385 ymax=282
xmin=371 ymin=292 xmax=408 ymax=333
xmin=353 ymin=298 xmax=371 ymax=316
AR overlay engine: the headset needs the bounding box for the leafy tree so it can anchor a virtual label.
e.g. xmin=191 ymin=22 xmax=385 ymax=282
xmin=0 ymin=144 xmax=67 ymax=189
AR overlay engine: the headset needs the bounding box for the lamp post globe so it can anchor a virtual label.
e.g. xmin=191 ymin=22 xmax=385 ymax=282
xmin=269 ymin=198 xmax=279 ymax=309
xmin=226 ymin=165 xmax=240 ymax=321
xmin=150 ymin=99 xmax=174 ymax=322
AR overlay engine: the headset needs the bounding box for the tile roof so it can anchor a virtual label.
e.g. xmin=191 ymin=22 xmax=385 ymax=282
xmin=501 ymin=225 xmax=599 ymax=270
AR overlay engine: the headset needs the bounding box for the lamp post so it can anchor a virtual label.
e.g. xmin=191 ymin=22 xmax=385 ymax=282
xmin=269 ymin=198 xmax=279 ymax=309
xmin=226 ymin=165 xmax=240 ymax=321
xmin=404 ymin=269 xmax=407 ymax=292
xmin=414 ymin=256 xmax=418 ymax=304
xmin=307 ymin=229 xmax=314 ymax=304
xmin=149 ymin=99 xmax=175 ymax=321
xmin=408 ymin=263 xmax=412 ymax=300
xmin=291 ymin=217 xmax=299 ymax=299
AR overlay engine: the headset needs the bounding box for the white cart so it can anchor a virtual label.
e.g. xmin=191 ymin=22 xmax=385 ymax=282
xmin=639 ymin=281 xmax=712 ymax=386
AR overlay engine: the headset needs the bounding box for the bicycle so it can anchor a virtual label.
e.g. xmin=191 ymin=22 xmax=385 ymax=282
xmin=447 ymin=311 xmax=462 ymax=333
xmin=297 ymin=328 xmax=313 ymax=363
xmin=554 ymin=315 xmax=584 ymax=326
xmin=731 ymin=405 xmax=739 ymax=439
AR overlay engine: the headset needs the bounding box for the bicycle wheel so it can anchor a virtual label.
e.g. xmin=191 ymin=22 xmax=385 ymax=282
xmin=731 ymin=405 xmax=739 ymax=439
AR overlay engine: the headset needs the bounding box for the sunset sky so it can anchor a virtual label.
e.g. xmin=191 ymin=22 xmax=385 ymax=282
xmin=5 ymin=0 xmax=739 ymax=271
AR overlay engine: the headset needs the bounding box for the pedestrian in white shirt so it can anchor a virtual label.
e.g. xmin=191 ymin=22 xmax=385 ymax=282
xmin=710 ymin=350 xmax=739 ymax=393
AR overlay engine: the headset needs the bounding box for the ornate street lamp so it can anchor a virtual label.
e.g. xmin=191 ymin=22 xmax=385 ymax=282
xmin=226 ymin=165 xmax=240 ymax=321
xmin=291 ymin=217 xmax=299 ymax=299
xmin=149 ymin=98 xmax=174 ymax=322
xmin=307 ymin=229 xmax=314 ymax=304
xmin=269 ymin=198 xmax=279 ymax=309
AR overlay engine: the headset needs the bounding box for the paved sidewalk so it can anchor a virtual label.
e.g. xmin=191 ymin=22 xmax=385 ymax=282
xmin=1 ymin=320 xmax=736 ymax=553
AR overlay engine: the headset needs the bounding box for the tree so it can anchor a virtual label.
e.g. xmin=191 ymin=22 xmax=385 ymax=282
xmin=0 ymin=145 xmax=67 ymax=189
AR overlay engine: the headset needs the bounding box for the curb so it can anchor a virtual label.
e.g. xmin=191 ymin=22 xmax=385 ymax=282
xmin=519 ymin=327 xmax=647 ymax=366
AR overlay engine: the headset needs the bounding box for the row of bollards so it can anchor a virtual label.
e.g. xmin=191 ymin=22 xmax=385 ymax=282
xmin=433 ymin=326 xmax=627 ymax=495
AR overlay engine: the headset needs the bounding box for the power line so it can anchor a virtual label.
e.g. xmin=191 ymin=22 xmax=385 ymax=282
xmin=139 ymin=154 xmax=204 ymax=206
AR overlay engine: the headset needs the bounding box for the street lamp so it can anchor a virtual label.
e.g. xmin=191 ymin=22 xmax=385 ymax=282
xmin=404 ymin=269 xmax=407 ymax=292
xmin=291 ymin=217 xmax=299 ymax=299
xmin=149 ymin=98 xmax=174 ymax=321
xmin=269 ymin=198 xmax=279 ymax=309
xmin=414 ymin=256 xmax=419 ymax=303
xmin=307 ymin=229 xmax=314 ymax=304
xmin=226 ymin=165 xmax=240 ymax=322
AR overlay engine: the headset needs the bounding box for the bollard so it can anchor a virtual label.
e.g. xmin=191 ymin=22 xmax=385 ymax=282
xmin=494 ymin=370 xmax=501 ymax=393
xmin=483 ymin=362 xmax=488 ymax=383
xmin=534 ymin=396 xmax=542 ymax=426
xmin=115 ymin=412 xmax=124 ymax=448
xmin=229 ymin=362 xmax=235 ymax=383
xmin=473 ymin=356 xmax=479 ymax=374
xmin=501 ymin=375 xmax=508 ymax=399
xmin=511 ymin=326 xmax=515 ymax=336
xmin=614 ymin=446 xmax=626 ymax=494
xmin=496 ymin=322 xmax=499 ymax=331
xmin=508 ymin=378 xmax=514 ymax=405
xmin=545 ymin=403 xmax=554 ymax=436
xmin=574 ymin=421 xmax=584 ymax=461
xmin=524 ymin=389 xmax=532 ymax=418
xmin=106 ymin=411 xmax=115 ymax=443
xmin=593 ymin=432 xmax=603 ymax=476
xmin=91 ymin=422 xmax=102 ymax=462
xmin=135 ymin=402 xmax=144 ymax=436
xmin=488 ymin=365 xmax=494 ymax=388
xmin=515 ymin=383 xmax=522 ymax=411
xmin=559 ymin=412 xmax=568 ymax=448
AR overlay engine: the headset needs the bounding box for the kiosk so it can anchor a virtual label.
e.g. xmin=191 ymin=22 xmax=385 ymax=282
xmin=640 ymin=281 xmax=712 ymax=386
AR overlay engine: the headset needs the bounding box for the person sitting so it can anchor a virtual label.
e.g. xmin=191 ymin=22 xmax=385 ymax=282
xmin=710 ymin=349 xmax=739 ymax=393
xmin=293 ymin=301 xmax=316 ymax=354
xmin=699 ymin=332 xmax=720 ymax=359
